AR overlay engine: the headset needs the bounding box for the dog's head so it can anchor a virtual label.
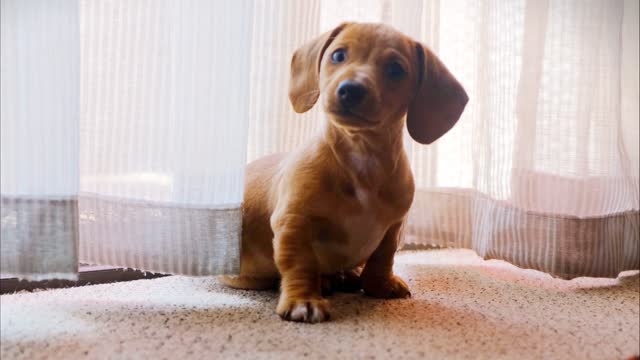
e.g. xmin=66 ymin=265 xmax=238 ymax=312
xmin=289 ymin=22 xmax=468 ymax=144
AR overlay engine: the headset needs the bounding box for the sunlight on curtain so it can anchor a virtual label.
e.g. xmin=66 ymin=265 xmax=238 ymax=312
xmin=246 ymin=0 xmax=639 ymax=278
xmin=77 ymin=0 xmax=254 ymax=275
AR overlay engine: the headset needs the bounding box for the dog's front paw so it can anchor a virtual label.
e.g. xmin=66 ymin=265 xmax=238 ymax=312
xmin=362 ymin=275 xmax=411 ymax=299
xmin=321 ymin=269 xmax=363 ymax=295
xmin=277 ymin=295 xmax=330 ymax=323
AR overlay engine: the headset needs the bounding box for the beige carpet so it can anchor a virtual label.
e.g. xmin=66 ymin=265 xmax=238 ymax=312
xmin=1 ymin=249 xmax=638 ymax=360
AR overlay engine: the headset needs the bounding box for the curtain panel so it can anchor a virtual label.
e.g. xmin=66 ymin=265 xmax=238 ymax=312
xmin=1 ymin=0 xmax=80 ymax=280
xmin=2 ymin=0 xmax=254 ymax=279
xmin=2 ymin=0 xmax=638 ymax=280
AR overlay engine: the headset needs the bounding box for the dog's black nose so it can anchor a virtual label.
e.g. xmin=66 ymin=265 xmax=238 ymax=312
xmin=337 ymin=80 xmax=367 ymax=108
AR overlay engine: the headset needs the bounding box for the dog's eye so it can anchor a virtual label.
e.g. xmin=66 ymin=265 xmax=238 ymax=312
xmin=386 ymin=61 xmax=406 ymax=80
xmin=331 ymin=49 xmax=347 ymax=64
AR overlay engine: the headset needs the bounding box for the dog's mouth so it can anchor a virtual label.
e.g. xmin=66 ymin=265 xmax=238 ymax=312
xmin=328 ymin=106 xmax=374 ymax=127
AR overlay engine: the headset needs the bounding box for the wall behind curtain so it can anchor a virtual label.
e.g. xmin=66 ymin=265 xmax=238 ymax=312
xmin=246 ymin=0 xmax=639 ymax=278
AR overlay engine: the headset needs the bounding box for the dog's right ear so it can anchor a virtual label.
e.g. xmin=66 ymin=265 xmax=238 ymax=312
xmin=289 ymin=23 xmax=350 ymax=113
xmin=407 ymin=43 xmax=468 ymax=144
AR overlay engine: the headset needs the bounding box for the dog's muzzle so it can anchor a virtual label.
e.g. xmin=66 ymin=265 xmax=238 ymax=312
xmin=337 ymin=80 xmax=367 ymax=109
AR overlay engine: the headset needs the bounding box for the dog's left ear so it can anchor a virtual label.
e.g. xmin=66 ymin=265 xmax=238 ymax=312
xmin=289 ymin=23 xmax=350 ymax=113
xmin=407 ymin=43 xmax=469 ymax=144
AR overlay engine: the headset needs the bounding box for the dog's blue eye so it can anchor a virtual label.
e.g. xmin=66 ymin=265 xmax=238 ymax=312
xmin=386 ymin=61 xmax=406 ymax=80
xmin=331 ymin=49 xmax=347 ymax=64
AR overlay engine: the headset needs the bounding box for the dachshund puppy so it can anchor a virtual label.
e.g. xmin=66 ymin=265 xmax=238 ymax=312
xmin=222 ymin=22 xmax=468 ymax=323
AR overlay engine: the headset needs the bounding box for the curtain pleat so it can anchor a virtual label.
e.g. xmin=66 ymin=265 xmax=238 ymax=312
xmin=79 ymin=195 xmax=240 ymax=275
xmin=406 ymin=189 xmax=639 ymax=278
xmin=1 ymin=0 xmax=80 ymax=280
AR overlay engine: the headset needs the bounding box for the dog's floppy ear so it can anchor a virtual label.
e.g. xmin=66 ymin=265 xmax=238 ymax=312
xmin=289 ymin=23 xmax=350 ymax=113
xmin=407 ymin=43 xmax=469 ymax=144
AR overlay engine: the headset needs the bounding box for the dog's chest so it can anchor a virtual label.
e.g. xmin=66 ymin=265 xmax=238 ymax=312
xmin=315 ymin=186 xmax=391 ymax=272
xmin=342 ymin=187 xmax=387 ymax=258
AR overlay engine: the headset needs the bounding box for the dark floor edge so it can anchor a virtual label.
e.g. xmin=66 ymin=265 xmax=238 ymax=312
xmin=0 ymin=267 xmax=169 ymax=294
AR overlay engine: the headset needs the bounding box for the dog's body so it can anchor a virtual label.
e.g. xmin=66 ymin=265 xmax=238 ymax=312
xmin=222 ymin=23 xmax=468 ymax=323
xmin=235 ymin=125 xmax=414 ymax=281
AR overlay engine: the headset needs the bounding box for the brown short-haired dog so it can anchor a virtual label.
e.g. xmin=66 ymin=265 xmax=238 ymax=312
xmin=222 ymin=22 xmax=468 ymax=323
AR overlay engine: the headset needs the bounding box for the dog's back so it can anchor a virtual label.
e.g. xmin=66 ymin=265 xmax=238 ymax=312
xmin=221 ymin=153 xmax=284 ymax=289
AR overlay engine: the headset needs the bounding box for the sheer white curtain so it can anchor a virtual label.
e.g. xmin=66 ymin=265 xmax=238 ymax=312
xmin=2 ymin=0 xmax=638 ymax=280
xmin=77 ymin=0 xmax=254 ymax=276
xmin=2 ymin=0 xmax=254 ymax=279
xmin=1 ymin=0 xmax=80 ymax=280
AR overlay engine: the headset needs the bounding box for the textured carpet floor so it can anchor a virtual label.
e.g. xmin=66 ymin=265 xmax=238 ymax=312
xmin=1 ymin=249 xmax=638 ymax=360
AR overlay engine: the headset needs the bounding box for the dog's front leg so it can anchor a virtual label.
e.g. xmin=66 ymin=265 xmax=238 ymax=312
xmin=272 ymin=214 xmax=329 ymax=323
xmin=361 ymin=222 xmax=411 ymax=298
